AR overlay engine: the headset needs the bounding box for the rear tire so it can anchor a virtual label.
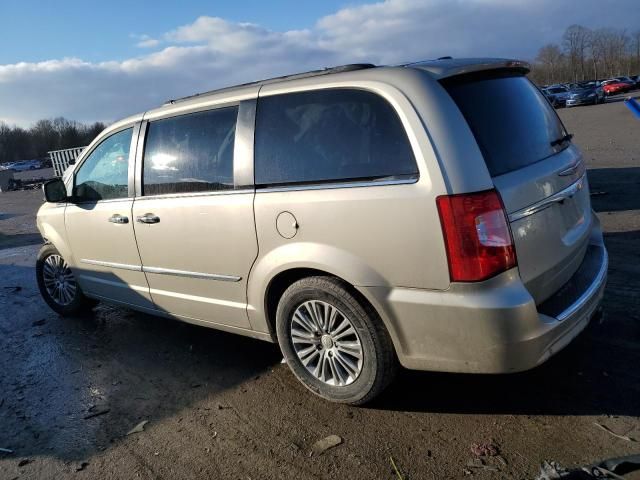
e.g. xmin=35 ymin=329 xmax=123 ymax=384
xmin=36 ymin=244 xmax=96 ymax=316
xmin=276 ymin=276 xmax=397 ymax=405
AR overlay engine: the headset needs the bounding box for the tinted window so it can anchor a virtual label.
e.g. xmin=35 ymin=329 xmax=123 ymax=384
xmin=143 ymin=107 xmax=238 ymax=195
xmin=255 ymin=89 xmax=417 ymax=186
xmin=74 ymin=128 xmax=132 ymax=201
xmin=443 ymin=73 xmax=568 ymax=177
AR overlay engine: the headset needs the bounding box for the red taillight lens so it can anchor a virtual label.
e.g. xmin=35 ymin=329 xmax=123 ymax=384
xmin=436 ymin=189 xmax=517 ymax=282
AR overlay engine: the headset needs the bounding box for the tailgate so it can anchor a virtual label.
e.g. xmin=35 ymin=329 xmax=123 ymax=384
xmin=493 ymin=146 xmax=592 ymax=303
xmin=441 ymin=70 xmax=594 ymax=303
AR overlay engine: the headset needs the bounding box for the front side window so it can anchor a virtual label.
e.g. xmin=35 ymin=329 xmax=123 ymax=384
xmin=74 ymin=128 xmax=133 ymax=202
xmin=142 ymin=106 xmax=238 ymax=196
xmin=254 ymin=89 xmax=418 ymax=187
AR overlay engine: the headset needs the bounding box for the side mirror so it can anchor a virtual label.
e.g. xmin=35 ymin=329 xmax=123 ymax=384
xmin=43 ymin=178 xmax=68 ymax=203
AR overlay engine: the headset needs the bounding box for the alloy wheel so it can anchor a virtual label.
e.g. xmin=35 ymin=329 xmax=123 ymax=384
xmin=42 ymin=254 xmax=77 ymax=306
xmin=290 ymin=300 xmax=364 ymax=386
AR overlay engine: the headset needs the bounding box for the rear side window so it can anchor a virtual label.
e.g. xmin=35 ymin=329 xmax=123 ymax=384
xmin=442 ymin=73 xmax=568 ymax=177
xmin=142 ymin=106 xmax=238 ymax=195
xmin=254 ymin=89 xmax=417 ymax=186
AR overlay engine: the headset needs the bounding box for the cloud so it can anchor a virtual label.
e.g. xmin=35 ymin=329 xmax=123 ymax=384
xmin=2 ymin=0 xmax=639 ymax=126
xmin=131 ymin=34 xmax=160 ymax=49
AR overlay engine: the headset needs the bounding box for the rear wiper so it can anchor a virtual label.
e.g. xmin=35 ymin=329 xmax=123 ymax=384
xmin=550 ymin=133 xmax=573 ymax=147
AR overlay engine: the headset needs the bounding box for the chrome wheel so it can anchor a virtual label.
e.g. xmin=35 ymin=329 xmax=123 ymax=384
xmin=42 ymin=254 xmax=77 ymax=306
xmin=290 ymin=300 xmax=363 ymax=386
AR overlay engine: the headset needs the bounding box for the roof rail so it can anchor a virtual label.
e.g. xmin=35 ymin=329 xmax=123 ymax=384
xmin=164 ymin=63 xmax=377 ymax=105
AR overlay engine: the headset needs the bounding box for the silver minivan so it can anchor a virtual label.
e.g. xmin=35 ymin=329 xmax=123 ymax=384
xmin=37 ymin=58 xmax=607 ymax=404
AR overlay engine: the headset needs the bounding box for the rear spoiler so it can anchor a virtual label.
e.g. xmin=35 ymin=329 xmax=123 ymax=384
xmin=406 ymin=58 xmax=530 ymax=80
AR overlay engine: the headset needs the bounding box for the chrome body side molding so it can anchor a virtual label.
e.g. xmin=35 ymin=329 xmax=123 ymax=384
xmin=80 ymin=259 xmax=241 ymax=282
xmin=142 ymin=266 xmax=241 ymax=282
xmin=508 ymin=174 xmax=586 ymax=223
xmin=81 ymin=259 xmax=142 ymax=272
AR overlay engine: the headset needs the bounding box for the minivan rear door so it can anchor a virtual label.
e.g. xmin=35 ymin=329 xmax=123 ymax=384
xmin=442 ymin=72 xmax=593 ymax=303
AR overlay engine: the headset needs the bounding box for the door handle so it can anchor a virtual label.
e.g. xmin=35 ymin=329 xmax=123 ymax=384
xmin=136 ymin=213 xmax=160 ymax=224
xmin=108 ymin=214 xmax=129 ymax=224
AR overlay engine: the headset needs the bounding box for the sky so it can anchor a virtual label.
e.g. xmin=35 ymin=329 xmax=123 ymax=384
xmin=1 ymin=0 xmax=639 ymax=126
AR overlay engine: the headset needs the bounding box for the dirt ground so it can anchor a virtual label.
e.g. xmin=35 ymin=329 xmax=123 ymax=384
xmin=0 ymin=98 xmax=639 ymax=480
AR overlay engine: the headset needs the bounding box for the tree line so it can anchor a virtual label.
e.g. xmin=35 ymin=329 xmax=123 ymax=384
xmin=0 ymin=118 xmax=106 ymax=165
xmin=530 ymin=24 xmax=640 ymax=86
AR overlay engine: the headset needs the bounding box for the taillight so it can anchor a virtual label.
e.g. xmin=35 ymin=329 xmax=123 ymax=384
xmin=436 ymin=189 xmax=517 ymax=282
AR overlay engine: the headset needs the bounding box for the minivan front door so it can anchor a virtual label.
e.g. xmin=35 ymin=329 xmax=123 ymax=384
xmin=65 ymin=125 xmax=153 ymax=309
xmin=132 ymin=103 xmax=257 ymax=328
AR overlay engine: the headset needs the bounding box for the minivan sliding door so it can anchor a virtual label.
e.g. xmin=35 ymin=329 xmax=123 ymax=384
xmin=132 ymin=100 xmax=258 ymax=328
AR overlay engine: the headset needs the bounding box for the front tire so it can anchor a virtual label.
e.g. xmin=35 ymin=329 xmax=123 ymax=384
xmin=36 ymin=244 xmax=95 ymax=316
xmin=276 ymin=276 xmax=397 ymax=405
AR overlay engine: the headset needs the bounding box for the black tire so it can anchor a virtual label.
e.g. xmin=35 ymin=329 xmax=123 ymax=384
xmin=36 ymin=244 xmax=96 ymax=316
xmin=276 ymin=276 xmax=397 ymax=405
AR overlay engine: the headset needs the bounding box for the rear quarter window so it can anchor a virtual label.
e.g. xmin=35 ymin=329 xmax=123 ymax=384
xmin=254 ymin=89 xmax=418 ymax=187
xmin=442 ymin=73 xmax=568 ymax=177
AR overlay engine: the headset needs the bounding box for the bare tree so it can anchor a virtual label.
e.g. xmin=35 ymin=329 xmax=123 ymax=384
xmin=631 ymin=30 xmax=640 ymax=73
xmin=535 ymin=44 xmax=564 ymax=84
xmin=562 ymin=25 xmax=591 ymax=82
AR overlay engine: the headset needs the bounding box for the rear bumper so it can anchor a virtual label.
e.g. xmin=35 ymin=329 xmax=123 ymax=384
xmin=566 ymin=97 xmax=596 ymax=106
xmin=359 ymin=226 xmax=607 ymax=374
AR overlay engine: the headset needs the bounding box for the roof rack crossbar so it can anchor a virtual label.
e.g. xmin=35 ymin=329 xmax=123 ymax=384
xmin=164 ymin=63 xmax=376 ymax=105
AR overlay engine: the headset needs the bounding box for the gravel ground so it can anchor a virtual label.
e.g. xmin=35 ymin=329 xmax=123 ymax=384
xmin=0 ymin=98 xmax=639 ymax=480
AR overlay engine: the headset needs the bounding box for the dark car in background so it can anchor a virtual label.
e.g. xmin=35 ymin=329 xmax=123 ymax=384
xmin=542 ymin=85 xmax=570 ymax=107
xmin=614 ymin=76 xmax=638 ymax=91
xmin=566 ymin=81 xmax=605 ymax=107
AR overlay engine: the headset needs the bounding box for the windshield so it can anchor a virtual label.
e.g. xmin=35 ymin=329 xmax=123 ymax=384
xmin=442 ymin=72 xmax=568 ymax=177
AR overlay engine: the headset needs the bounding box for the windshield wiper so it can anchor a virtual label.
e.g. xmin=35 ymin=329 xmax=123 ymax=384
xmin=550 ymin=133 xmax=573 ymax=147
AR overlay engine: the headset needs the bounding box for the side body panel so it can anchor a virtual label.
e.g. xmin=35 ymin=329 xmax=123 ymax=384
xmin=65 ymin=199 xmax=153 ymax=308
xmin=247 ymin=75 xmax=454 ymax=335
xmin=132 ymin=192 xmax=257 ymax=328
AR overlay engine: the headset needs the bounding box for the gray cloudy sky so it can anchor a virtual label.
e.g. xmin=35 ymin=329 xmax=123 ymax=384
xmin=1 ymin=0 xmax=639 ymax=126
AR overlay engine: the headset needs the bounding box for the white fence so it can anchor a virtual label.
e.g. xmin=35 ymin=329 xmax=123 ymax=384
xmin=49 ymin=146 xmax=86 ymax=178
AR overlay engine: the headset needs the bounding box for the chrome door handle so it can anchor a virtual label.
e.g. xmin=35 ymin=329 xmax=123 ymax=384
xmin=136 ymin=213 xmax=160 ymax=224
xmin=108 ymin=214 xmax=129 ymax=224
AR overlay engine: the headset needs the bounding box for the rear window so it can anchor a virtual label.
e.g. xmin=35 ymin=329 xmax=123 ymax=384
xmin=442 ymin=73 xmax=568 ymax=177
xmin=254 ymin=89 xmax=417 ymax=187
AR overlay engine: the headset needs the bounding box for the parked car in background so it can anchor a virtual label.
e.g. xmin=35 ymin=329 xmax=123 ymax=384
xmin=614 ymin=76 xmax=638 ymax=91
xmin=37 ymin=58 xmax=607 ymax=404
xmin=8 ymin=159 xmax=42 ymax=171
xmin=566 ymin=81 xmax=605 ymax=107
xmin=542 ymin=85 xmax=570 ymax=107
xmin=631 ymin=75 xmax=640 ymax=88
xmin=602 ymin=79 xmax=630 ymax=96
xmin=0 ymin=162 xmax=16 ymax=171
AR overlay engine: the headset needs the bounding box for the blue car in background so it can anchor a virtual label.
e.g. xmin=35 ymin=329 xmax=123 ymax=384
xmin=0 ymin=159 xmax=42 ymax=171
xmin=565 ymin=81 xmax=605 ymax=107
xmin=541 ymin=85 xmax=570 ymax=108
